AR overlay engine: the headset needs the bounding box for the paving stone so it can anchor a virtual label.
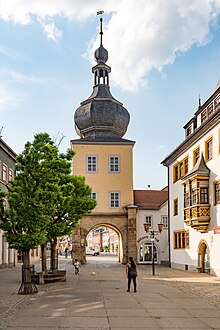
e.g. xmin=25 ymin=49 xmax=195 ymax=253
xmin=1 ymin=257 xmax=220 ymax=330
xmin=108 ymin=316 xmax=160 ymax=328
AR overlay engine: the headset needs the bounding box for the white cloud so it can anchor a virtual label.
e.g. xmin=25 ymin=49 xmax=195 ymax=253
xmin=39 ymin=20 xmax=62 ymax=42
xmin=0 ymin=82 xmax=23 ymax=112
xmin=101 ymin=0 xmax=220 ymax=91
xmin=0 ymin=0 xmax=220 ymax=91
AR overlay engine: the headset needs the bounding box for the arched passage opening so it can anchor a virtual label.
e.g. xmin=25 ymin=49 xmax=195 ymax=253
xmin=198 ymin=240 xmax=210 ymax=273
xmin=71 ymin=208 xmax=137 ymax=265
xmin=138 ymin=240 xmax=160 ymax=264
xmin=85 ymin=223 xmax=123 ymax=263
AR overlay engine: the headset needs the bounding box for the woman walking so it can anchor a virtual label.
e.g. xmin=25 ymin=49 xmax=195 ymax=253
xmin=126 ymin=256 xmax=137 ymax=292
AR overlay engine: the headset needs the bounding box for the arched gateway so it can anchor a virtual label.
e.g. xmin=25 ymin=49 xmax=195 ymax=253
xmin=71 ymin=15 xmax=136 ymax=265
xmin=72 ymin=207 xmax=137 ymax=264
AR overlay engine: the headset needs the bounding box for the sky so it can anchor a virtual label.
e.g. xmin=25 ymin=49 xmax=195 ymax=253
xmin=0 ymin=0 xmax=220 ymax=190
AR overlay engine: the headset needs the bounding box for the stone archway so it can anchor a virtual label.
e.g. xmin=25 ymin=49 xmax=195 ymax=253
xmin=71 ymin=206 xmax=137 ymax=264
xmin=86 ymin=223 xmax=122 ymax=262
xmin=198 ymin=240 xmax=210 ymax=273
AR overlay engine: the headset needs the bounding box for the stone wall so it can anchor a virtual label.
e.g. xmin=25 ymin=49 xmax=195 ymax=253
xmin=71 ymin=210 xmax=137 ymax=264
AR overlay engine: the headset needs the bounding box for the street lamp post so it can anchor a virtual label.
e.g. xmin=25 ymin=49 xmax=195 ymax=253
xmin=143 ymin=223 xmax=164 ymax=276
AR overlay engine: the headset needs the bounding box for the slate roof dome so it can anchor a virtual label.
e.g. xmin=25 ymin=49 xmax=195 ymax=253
xmin=94 ymin=45 xmax=108 ymax=63
xmin=74 ymin=17 xmax=130 ymax=139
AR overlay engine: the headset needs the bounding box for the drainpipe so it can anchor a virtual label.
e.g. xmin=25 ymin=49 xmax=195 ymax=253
xmin=167 ymin=167 xmax=171 ymax=268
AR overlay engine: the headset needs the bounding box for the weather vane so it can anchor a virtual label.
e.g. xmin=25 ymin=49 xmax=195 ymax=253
xmin=97 ymin=10 xmax=104 ymax=16
xmin=97 ymin=10 xmax=104 ymax=45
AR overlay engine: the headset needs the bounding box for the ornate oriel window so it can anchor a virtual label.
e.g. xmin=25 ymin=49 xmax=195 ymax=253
xmin=182 ymin=155 xmax=210 ymax=233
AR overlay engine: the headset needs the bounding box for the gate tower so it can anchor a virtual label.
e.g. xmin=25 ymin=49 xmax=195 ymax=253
xmin=71 ymin=16 xmax=137 ymax=264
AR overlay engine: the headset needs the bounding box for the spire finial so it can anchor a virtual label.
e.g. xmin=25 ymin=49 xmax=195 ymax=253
xmin=198 ymin=94 xmax=201 ymax=108
xmin=97 ymin=10 xmax=104 ymax=46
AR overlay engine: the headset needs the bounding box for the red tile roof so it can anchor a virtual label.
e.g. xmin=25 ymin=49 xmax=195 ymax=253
xmin=134 ymin=189 xmax=168 ymax=209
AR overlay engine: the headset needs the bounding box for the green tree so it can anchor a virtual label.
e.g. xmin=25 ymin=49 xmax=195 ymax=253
xmin=0 ymin=133 xmax=96 ymax=294
xmin=43 ymin=174 xmax=96 ymax=272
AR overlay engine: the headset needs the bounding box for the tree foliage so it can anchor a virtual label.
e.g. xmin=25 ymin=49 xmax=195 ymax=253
xmin=0 ymin=132 xmax=96 ymax=292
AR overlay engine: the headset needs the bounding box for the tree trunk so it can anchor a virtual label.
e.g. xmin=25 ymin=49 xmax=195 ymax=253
xmin=22 ymin=249 xmax=33 ymax=294
xmin=41 ymin=243 xmax=47 ymax=273
xmin=50 ymin=238 xmax=57 ymax=273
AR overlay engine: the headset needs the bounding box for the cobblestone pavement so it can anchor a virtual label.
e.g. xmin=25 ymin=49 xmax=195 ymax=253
xmin=1 ymin=255 xmax=220 ymax=329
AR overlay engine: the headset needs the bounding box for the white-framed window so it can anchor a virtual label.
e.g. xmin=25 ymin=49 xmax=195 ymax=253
xmin=161 ymin=215 xmax=168 ymax=228
xmin=109 ymin=192 xmax=120 ymax=208
xmin=108 ymin=155 xmax=120 ymax=172
xmin=145 ymin=216 xmax=153 ymax=227
xmin=91 ymin=192 xmax=98 ymax=207
xmin=8 ymin=168 xmax=13 ymax=181
xmin=2 ymin=163 xmax=7 ymax=182
xmin=87 ymin=156 xmax=97 ymax=172
xmin=91 ymin=192 xmax=97 ymax=200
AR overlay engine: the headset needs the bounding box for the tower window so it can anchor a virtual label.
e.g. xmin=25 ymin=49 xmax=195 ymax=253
xmin=109 ymin=192 xmax=120 ymax=208
xmin=87 ymin=156 xmax=97 ymax=172
xmin=109 ymin=156 xmax=120 ymax=172
xmin=91 ymin=192 xmax=97 ymax=201
xmin=91 ymin=192 xmax=98 ymax=208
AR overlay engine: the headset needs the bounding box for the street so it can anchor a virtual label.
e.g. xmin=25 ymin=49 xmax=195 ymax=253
xmin=1 ymin=254 xmax=220 ymax=329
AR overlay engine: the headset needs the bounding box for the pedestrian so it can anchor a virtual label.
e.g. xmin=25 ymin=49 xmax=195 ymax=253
xmin=126 ymin=256 xmax=137 ymax=292
xmin=65 ymin=247 xmax=68 ymax=258
xmin=74 ymin=259 xmax=80 ymax=275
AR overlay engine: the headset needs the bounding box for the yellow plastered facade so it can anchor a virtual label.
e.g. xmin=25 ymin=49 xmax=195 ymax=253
xmin=71 ymin=142 xmax=134 ymax=213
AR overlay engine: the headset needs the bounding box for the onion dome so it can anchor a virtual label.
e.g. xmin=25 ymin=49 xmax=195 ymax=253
xmin=94 ymin=45 xmax=108 ymax=64
xmin=74 ymin=17 xmax=130 ymax=139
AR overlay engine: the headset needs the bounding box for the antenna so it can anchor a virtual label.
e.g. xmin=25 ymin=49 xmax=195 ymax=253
xmin=198 ymin=94 xmax=201 ymax=108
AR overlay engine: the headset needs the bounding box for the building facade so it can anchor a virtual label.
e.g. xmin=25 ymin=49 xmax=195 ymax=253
xmin=71 ymin=18 xmax=137 ymax=264
xmin=134 ymin=189 xmax=169 ymax=265
xmin=0 ymin=138 xmax=16 ymax=268
xmin=162 ymin=81 xmax=220 ymax=275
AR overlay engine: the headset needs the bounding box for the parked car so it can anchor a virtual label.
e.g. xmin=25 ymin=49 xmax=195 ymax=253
xmin=86 ymin=249 xmax=100 ymax=256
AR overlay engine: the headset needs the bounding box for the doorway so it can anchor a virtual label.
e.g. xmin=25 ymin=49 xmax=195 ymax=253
xmin=138 ymin=242 xmax=158 ymax=264
xmin=198 ymin=241 xmax=210 ymax=273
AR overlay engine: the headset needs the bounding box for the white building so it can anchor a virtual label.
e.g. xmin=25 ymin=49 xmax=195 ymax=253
xmin=162 ymin=81 xmax=220 ymax=276
xmin=134 ymin=188 xmax=169 ymax=265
